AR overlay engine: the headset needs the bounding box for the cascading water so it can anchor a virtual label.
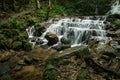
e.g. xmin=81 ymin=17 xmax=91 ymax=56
xmin=109 ymin=0 xmax=120 ymax=14
xmin=40 ymin=17 xmax=107 ymax=47
xmin=26 ymin=17 xmax=108 ymax=48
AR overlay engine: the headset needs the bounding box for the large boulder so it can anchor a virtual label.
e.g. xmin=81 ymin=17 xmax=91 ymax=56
xmin=45 ymin=32 xmax=59 ymax=46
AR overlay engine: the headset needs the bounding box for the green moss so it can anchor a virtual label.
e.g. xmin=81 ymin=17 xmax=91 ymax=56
xmin=12 ymin=41 xmax=22 ymax=50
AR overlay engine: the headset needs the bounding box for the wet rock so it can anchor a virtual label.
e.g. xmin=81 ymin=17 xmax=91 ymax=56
xmin=36 ymin=26 xmax=46 ymax=36
xmin=60 ymin=37 xmax=70 ymax=45
xmin=45 ymin=32 xmax=59 ymax=46
xmin=106 ymin=31 xmax=118 ymax=37
xmin=110 ymin=41 xmax=119 ymax=47
xmin=36 ymin=38 xmax=44 ymax=45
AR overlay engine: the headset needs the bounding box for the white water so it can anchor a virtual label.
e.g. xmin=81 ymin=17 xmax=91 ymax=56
xmin=26 ymin=17 xmax=108 ymax=48
xmin=40 ymin=17 xmax=107 ymax=47
xmin=109 ymin=0 xmax=120 ymax=14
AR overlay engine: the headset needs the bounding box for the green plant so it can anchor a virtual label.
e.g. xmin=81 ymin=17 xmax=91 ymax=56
xmin=23 ymin=41 xmax=32 ymax=51
xmin=8 ymin=18 xmax=24 ymax=29
xmin=43 ymin=69 xmax=58 ymax=80
xmin=12 ymin=41 xmax=22 ymax=50
xmin=13 ymin=32 xmax=28 ymax=41
xmin=3 ymin=29 xmax=19 ymax=38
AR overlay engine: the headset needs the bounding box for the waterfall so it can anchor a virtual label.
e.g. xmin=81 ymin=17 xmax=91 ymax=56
xmin=40 ymin=17 xmax=107 ymax=47
xmin=109 ymin=0 xmax=120 ymax=14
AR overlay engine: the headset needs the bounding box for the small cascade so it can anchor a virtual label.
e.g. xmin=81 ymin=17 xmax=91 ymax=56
xmin=109 ymin=0 xmax=120 ymax=14
xmin=40 ymin=16 xmax=107 ymax=47
xmin=26 ymin=16 xmax=108 ymax=48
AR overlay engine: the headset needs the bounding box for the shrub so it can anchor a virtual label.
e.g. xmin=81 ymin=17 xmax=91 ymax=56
xmin=0 ymin=39 xmax=8 ymax=50
xmin=13 ymin=32 xmax=28 ymax=41
xmin=43 ymin=69 xmax=58 ymax=80
xmin=3 ymin=29 xmax=19 ymax=38
xmin=22 ymin=41 xmax=32 ymax=51
xmin=8 ymin=18 xmax=24 ymax=30
xmin=12 ymin=41 xmax=22 ymax=50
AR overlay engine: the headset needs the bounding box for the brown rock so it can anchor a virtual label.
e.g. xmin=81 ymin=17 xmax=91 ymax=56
xmin=45 ymin=32 xmax=59 ymax=46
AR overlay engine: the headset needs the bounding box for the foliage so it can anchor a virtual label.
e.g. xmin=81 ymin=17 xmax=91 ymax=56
xmin=50 ymin=5 xmax=66 ymax=16
xmin=3 ymin=29 xmax=19 ymax=38
xmin=13 ymin=32 xmax=28 ymax=41
xmin=0 ymin=39 xmax=8 ymax=50
xmin=27 ymin=17 xmax=38 ymax=26
xmin=22 ymin=41 xmax=32 ymax=51
xmin=34 ymin=9 xmax=47 ymax=18
xmin=43 ymin=69 xmax=58 ymax=80
xmin=12 ymin=41 xmax=22 ymax=50
xmin=8 ymin=18 xmax=24 ymax=30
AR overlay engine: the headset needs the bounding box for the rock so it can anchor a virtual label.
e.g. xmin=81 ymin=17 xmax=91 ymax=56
xmin=115 ymin=29 xmax=120 ymax=37
xmin=36 ymin=26 xmax=46 ymax=36
xmin=0 ymin=62 xmax=10 ymax=76
xmin=23 ymin=56 xmax=32 ymax=64
xmin=106 ymin=31 xmax=118 ymax=37
xmin=0 ymin=51 xmax=12 ymax=62
xmin=36 ymin=38 xmax=44 ymax=45
xmin=60 ymin=37 xmax=70 ymax=45
xmin=9 ymin=56 xmax=21 ymax=68
xmin=13 ymin=65 xmax=36 ymax=79
xmin=52 ymin=45 xmax=71 ymax=51
xmin=100 ymin=46 xmax=120 ymax=58
xmin=45 ymin=32 xmax=59 ymax=46
xmin=0 ymin=74 xmax=13 ymax=80
xmin=110 ymin=41 xmax=119 ymax=47
xmin=47 ymin=46 xmax=91 ymax=61
xmin=18 ymin=59 xmax=26 ymax=65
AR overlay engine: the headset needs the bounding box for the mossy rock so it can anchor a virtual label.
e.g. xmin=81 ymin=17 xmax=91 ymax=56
xmin=12 ymin=41 xmax=22 ymax=50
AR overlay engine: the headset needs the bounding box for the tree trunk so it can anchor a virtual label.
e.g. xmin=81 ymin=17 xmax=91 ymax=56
xmin=1 ymin=0 xmax=6 ymax=11
xmin=11 ymin=0 xmax=16 ymax=11
xmin=45 ymin=3 xmax=51 ymax=21
xmin=36 ymin=0 xmax=40 ymax=9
